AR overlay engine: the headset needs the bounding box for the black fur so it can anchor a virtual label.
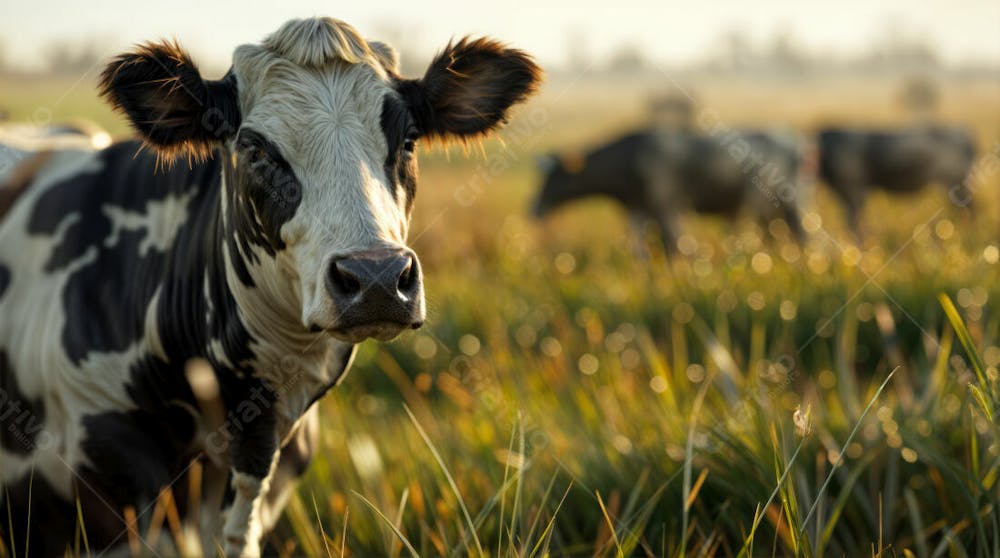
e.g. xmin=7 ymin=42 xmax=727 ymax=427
xmin=0 ymin=264 xmax=8 ymax=299
xmin=380 ymin=94 xmax=418 ymax=209
xmin=99 ymin=41 xmax=241 ymax=161
xmin=397 ymin=37 xmax=542 ymax=142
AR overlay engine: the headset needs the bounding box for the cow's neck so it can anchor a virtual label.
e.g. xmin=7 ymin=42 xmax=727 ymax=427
xmin=211 ymin=159 xmax=343 ymax=418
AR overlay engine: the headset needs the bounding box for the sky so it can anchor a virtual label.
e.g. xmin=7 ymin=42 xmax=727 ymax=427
xmin=2 ymin=0 xmax=999 ymax=72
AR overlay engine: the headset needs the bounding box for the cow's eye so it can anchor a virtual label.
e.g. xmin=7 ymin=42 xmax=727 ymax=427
xmin=248 ymin=147 xmax=269 ymax=165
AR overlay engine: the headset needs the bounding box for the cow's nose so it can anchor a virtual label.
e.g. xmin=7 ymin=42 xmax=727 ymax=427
xmin=325 ymin=249 xmax=424 ymax=338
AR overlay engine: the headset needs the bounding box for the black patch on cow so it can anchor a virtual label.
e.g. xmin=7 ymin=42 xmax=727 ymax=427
xmin=79 ymin=408 xmax=193 ymax=509
xmin=380 ymin=94 xmax=418 ymax=209
xmin=27 ymin=142 xmax=218 ymax=364
xmin=0 ymin=351 xmax=46 ymax=454
xmin=218 ymin=373 xmax=279 ymax=478
xmin=0 ymin=264 xmax=9 ymax=300
xmin=221 ymin=129 xmax=303 ymax=287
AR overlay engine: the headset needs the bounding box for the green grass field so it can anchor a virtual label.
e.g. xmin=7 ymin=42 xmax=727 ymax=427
xmin=2 ymin=72 xmax=999 ymax=557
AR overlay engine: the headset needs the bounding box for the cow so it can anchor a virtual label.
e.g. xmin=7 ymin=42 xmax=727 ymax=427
xmin=0 ymin=17 xmax=540 ymax=557
xmin=817 ymin=125 xmax=977 ymax=235
xmin=532 ymin=129 xmax=805 ymax=254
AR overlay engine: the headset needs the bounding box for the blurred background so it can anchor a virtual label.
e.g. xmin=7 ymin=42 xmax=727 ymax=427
xmin=2 ymin=1 xmax=999 ymax=556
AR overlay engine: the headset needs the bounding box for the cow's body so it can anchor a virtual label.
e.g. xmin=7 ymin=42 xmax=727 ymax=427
xmin=533 ymin=129 xmax=804 ymax=252
xmin=817 ymin=126 xmax=976 ymax=232
xmin=0 ymin=142 xmax=354 ymax=553
xmin=0 ymin=17 xmax=539 ymax=556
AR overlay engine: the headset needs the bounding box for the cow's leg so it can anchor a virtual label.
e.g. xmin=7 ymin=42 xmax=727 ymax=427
xmin=780 ymin=200 xmax=805 ymax=243
xmin=654 ymin=211 xmax=681 ymax=256
xmin=834 ymin=182 xmax=866 ymax=242
xmin=222 ymin=403 xmax=279 ymax=558
xmin=626 ymin=211 xmax=652 ymax=260
xmin=259 ymin=405 xmax=320 ymax=534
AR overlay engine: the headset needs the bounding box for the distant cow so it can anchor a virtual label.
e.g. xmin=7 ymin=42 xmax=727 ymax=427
xmin=0 ymin=17 xmax=539 ymax=556
xmin=533 ymin=129 xmax=805 ymax=253
xmin=817 ymin=126 xmax=976 ymax=233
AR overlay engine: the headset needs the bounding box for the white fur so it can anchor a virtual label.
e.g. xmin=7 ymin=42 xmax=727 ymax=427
xmin=231 ymin=32 xmax=411 ymax=334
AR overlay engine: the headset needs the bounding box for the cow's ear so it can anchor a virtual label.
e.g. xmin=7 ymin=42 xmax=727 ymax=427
xmin=99 ymin=40 xmax=241 ymax=160
xmin=400 ymin=37 xmax=541 ymax=142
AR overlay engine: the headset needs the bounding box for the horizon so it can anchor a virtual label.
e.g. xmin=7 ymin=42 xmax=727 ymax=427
xmin=3 ymin=0 xmax=999 ymax=74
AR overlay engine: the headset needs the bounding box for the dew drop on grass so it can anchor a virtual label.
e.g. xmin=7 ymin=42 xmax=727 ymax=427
xmin=578 ymin=353 xmax=599 ymax=375
xmin=612 ymin=434 xmax=633 ymax=455
xmin=751 ymin=252 xmax=773 ymax=274
xmin=983 ymin=244 xmax=999 ymax=263
xmin=840 ymin=245 xmax=862 ymax=266
xmin=685 ymin=364 xmax=706 ymax=383
xmin=620 ymin=348 xmax=641 ymax=369
xmin=779 ymin=299 xmax=797 ymax=320
xmin=649 ymin=375 xmax=667 ymax=393
xmin=414 ymin=335 xmax=438 ymax=359
xmin=554 ymin=252 xmax=576 ymax=274
xmin=540 ymin=337 xmax=562 ymax=357
xmin=746 ymin=291 xmax=766 ymax=311
xmin=459 ymin=334 xmax=481 ymax=356
xmin=780 ymin=242 xmax=801 ymax=263
xmin=515 ymin=324 xmax=537 ymax=348
xmin=604 ymin=332 xmax=626 ymax=353
xmin=672 ymin=302 xmax=694 ymax=324
xmin=802 ymin=212 xmax=822 ymax=233
xmin=677 ymin=234 xmax=698 ymax=256
xmin=934 ymin=219 xmax=954 ymax=240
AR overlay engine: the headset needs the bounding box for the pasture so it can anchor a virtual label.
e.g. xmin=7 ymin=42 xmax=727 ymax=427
xmin=1 ymin=70 xmax=998 ymax=556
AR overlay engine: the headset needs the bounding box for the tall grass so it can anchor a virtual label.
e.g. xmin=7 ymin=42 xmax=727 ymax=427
xmin=1 ymin=75 xmax=997 ymax=556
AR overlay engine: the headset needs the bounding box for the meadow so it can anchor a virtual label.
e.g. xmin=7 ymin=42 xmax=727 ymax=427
xmin=1 ymin=70 xmax=998 ymax=557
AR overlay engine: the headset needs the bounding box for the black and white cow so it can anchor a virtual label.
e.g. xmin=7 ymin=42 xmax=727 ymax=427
xmin=0 ymin=17 xmax=540 ymax=556
xmin=817 ymin=125 xmax=977 ymax=234
xmin=533 ymin=129 xmax=805 ymax=253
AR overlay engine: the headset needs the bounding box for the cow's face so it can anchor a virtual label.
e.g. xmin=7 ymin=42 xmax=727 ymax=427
xmin=100 ymin=18 xmax=540 ymax=343
xmin=532 ymin=154 xmax=583 ymax=218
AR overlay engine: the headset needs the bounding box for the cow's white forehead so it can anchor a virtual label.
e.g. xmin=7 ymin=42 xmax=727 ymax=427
xmin=223 ymin=19 xmax=411 ymax=331
xmin=230 ymin=17 xmax=394 ymax=145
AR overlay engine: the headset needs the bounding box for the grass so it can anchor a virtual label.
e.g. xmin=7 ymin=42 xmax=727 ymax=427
xmin=2 ymin=72 xmax=999 ymax=556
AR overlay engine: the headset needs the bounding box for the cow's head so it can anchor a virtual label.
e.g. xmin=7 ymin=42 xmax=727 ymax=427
xmin=100 ymin=18 xmax=541 ymax=343
xmin=532 ymin=152 xmax=586 ymax=218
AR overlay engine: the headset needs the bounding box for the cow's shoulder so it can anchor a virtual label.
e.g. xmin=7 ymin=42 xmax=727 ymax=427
xmin=0 ymin=150 xmax=54 ymax=221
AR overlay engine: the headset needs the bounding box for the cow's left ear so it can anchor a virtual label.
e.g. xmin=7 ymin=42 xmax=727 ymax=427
xmin=400 ymin=37 xmax=542 ymax=141
xmin=99 ymin=40 xmax=241 ymax=160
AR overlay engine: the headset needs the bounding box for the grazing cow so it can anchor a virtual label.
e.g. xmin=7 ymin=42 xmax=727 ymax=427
xmin=0 ymin=17 xmax=539 ymax=556
xmin=532 ymin=129 xmax=804 ymax=253
xmin=817 ymin=125 xmax=976 ymax=234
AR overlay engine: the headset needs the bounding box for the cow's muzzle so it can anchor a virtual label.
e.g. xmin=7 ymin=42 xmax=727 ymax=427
xmin=324 ymin=248 xmax=425 ymax=343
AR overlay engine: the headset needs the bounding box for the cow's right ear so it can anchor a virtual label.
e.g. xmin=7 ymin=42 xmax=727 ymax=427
xmin=99 ymin=40 xmax=241 ymax=160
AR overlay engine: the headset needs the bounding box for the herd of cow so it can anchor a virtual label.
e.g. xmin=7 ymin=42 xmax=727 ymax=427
xmin=0 ymin=15 xmax=982 ymax=557
xmin=533 ymin=124 xmax=977 ymax=252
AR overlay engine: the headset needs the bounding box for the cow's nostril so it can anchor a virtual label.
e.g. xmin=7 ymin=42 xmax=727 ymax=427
xmin=328 ymin=260 xmax=362 ymax=297
xmin=397 ymin=256 xmax=419 ymax=294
